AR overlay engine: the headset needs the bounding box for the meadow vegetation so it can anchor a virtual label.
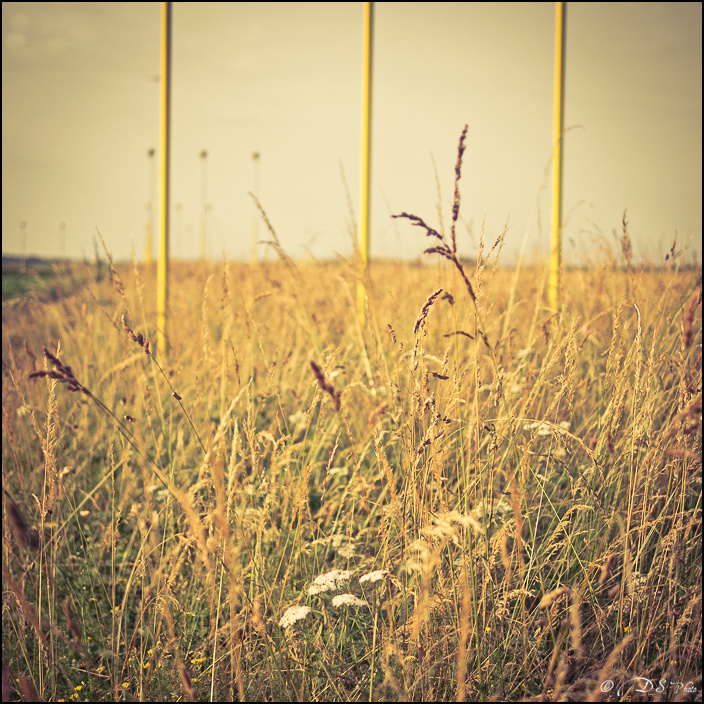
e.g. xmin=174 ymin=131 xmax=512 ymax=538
xmin=2 ymin=137 xmax=702 ymax=701
xmin=2 ymin=260 xmax=99 ymax=304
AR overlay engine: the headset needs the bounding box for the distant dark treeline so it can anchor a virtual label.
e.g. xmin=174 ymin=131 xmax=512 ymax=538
xmin=2 ymin=256 xmax=67 ymax=268
xmin=2 ymin=255 xmax=700 ymax=273
xmin=2 ymin=256 xmax=96 ymax=269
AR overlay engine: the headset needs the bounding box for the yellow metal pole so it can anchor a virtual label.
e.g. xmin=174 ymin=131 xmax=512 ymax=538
xmin=156 ymin=2 xmax=171 ymax=357
xmin=357 ymin=1 xmax=373 ymax=323
xmin=550 ymin=1 xmax=565 ymax=312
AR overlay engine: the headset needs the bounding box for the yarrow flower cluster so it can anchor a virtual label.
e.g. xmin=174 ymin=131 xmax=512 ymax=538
xmin=278 ymin=605 xmax=311 ymax=629
xmin=331 ymin=594 xmax=366 ymax=608
xmin=331 ymin=534 xmax=356 ymax=558
xmin=523 ymin=420 xmax=570 ymax=437
xmin=360 ymin=569 xmax=403 ymax=590
xmin=307 ymin=569 xmax=353 ymax=596
xmin=279 ymin=568 xmax=401 ymax=631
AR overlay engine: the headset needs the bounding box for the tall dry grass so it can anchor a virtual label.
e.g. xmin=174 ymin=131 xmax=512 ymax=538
xmin=2 ymin=134 xmax=701 ymax=702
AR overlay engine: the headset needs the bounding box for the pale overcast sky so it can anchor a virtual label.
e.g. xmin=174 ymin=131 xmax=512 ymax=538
xmin=2 ymin=2 xmax=702 ymax=266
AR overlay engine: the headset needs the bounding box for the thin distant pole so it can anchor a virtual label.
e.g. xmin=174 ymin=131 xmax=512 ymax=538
xmin=251 ymin=151 xmax=260 ymax=266
xmin=20 ymin=221 xmax=26 ymax=274
xmin=156 ymin=1 xmax=171 ymax=358
xmin=357 ymin=1 xmax=373 ymax=323
xmin=175 ymin=202 xmax=182 ymax=260
xmin=550 ymin=1 xmax=566 ymax=312
xmin=59 ymin=221 xmax=66 ymax=260
xmin=199 ymin=150 xmax=208 ymax=260
xmin=146 ymin=148 xmax=155 ymax=264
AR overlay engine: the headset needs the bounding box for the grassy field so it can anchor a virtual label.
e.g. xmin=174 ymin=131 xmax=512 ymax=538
xmin=2 ymin=259 xmax=101 ymax=304
xmin=2 ymin=125 xmax=702 ymax=701
xmin=3 ymin=242 xmax=701 ymax=701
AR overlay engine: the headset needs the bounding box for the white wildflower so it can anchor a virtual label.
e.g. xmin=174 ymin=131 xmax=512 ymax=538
xmin=470 ymin=499 xmax=512 ymax=522
xmin=288 ymin=410 xmax=306 ymax=426
xmin=359 ymin=569 xmax=389 ymax=585
xmin=331 ymin=594 xmax=366 ymax=608
xmin=331 ymin=534 xmax=356 ymax=558
xmin=360 ymin=569 xmax=402 ymax=590
xmin=337 ymin=543 xmax=356 ymax=558
xmin=307 ymin=569 xmax=353 ymax=595
xmin=288 ymin=410 xmax=308 ymax=437
xmin=278 ymin=605 xmax=311 ymax=629
xmin=524 ymin=420 xmax=570 ymax=437
xmin=425 ymin=510 xmax=483 ymax=536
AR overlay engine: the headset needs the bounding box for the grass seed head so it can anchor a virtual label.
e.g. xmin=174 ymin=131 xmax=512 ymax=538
xmin=62 ymin=597 xmax=82 ymax=643
xmin=413 ymin=288 xmax=443 ymax=335
xmin=121 ymin=315 xmax=150 ymax=355
xmin=177 ymin=660 xmax=195 ymax=702
xmin=599 ymin=554 xmax=617 ymax=587
xmin=28 ymin=347 xmax=90 ymax=395
xmin=539 ymin=586 xmax=571 ymax=609
xmin=310 ymin=360 xmax=341 ymax=411
xmin=6 ymin=496 xmax=39 ymax=553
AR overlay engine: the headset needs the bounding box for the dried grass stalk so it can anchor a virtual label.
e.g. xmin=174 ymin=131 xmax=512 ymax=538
xmin=682 ymin=288 xmax=701 ymax=349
